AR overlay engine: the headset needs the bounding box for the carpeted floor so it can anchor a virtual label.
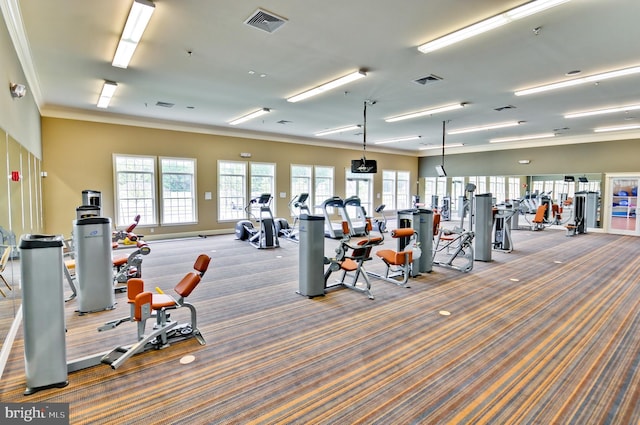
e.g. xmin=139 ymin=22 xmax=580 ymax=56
xmin=1 ymin=226 xmax=639 ymax=424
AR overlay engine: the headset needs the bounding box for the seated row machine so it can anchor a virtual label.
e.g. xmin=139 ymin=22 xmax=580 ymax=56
xmin=99 ymin=253 xmax=211 ymax=369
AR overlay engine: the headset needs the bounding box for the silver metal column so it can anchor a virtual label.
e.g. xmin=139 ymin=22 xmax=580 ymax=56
xmin=20 ymin=234 xmax=68 ymax=395
xmin=73 ymin=217 xmax=115 ymax=313
xmin=474 ymin=193 xmax=493 ymax=262
xmin=297 ymin=215 xmax=325 ymax=297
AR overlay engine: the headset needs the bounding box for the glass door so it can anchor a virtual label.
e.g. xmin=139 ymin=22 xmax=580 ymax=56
xmin=605 ymin=174 xmax=639 ymax=235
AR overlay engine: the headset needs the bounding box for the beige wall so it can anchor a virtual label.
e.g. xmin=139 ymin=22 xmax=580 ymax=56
xmin=419 ymin=139 xmax=640 ymax=177
xmin=42 ymin=117 xmax=419 ymax=238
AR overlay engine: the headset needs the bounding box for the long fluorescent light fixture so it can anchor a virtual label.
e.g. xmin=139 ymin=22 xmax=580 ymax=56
xmin=594 ymin=124 xmax=640 ymax=133
xmin=448 ymin=121 xmax=522 ymax=135
xmin=287 ymin=70 xmax=366 ymax=103
xmin=565 ymin=104 xmax=640 ymax=119
xmin=229 ymin=108 xmax=271 ymax=125
xmin=374 ymin=135 xmax=421 ymax=145
xmin=419 ymin=143 xmax=464 ymax=151
xmin=515 ymin=65 xmax=640 ymax=96
xmin=489 ymin=133 xmax=555 ymax=143
xmin=385 ymin=103 xmax=465 ymax=122
xmin=417 ymin=0 xmax=570 ymax=54
xmin=112 ymin=0 xmax=156 ymax=69
xmin=314 ymin=125 xmax=361 ymax=137
xmin=97 ymin=81 xmax=118 ymax=109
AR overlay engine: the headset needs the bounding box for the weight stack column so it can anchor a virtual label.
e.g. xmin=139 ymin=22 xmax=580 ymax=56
xmin=417 ymin=209 xmax=433 ymax=273
xmin=73 ymin=217 xmax=115 ymax=313
xmin=20 ymin=234 xmax=68 ymax=395
xmin=297 ymin=215 xmax=325 ymax=298
xmin=474 ymin=193 xmax=493 ymax=262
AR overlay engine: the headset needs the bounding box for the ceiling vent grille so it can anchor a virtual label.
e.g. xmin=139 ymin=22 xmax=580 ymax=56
xmin=245 ymin=9 xmax=287 ymax=33
xmin=414 ymin=74 xmax=443 ymax=85
xmin=494 ymin=105 xmax=516 ymax=112
xmin=156 ymin=101 xmax=174 ymax=108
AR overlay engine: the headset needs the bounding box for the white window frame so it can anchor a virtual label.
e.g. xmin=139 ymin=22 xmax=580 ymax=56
xmin=113 ymin=154 xmax=158 ymax=227
xmin=314 ymin=166 xmax=334 ymax=214
xmin=218 ymin=160 xmax=247 ymax=221
xmin=250 ymin=162 xmax=276 ymax=216
xmin=159 ymin=157 xmax=197 ymax=225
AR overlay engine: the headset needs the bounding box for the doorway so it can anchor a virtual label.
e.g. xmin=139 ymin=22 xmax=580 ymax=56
xmin=605 ymin=174 xmax=639 ymax=235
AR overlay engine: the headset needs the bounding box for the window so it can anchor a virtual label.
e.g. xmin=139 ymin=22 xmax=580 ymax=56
xmin=489 ymin=176 xmax=506 ymax=203
xmin=382 ymin=170 xmax=411 ymax=211
xmin=397 ymin=171 xmax=410 ymax=209
xmin=424 ymin=177 xmax=437 ymax=207
xmin=451 ymin=177 xmax=464 ymax=217
xmin=508 ymin=177 xmax=521 ymax=201
xmin=469 ymin=176 xmax=487 ymax=194
xmin=314 ymin=166 xmax=334 ymax=214
xmin=250 ymin=162 xmax=276 ymax=215
xmin=114 ymin=155 xmax=157 ymax=227
xmin=291 ymin=165 xmax=312 ymax=201
xmin=218 ymin=161 xmax=246 ymax=221
xmin=382 ymin=171 xmax=396 ymax=210
xmin=346 ymin=170 xmax=373 ymax=216
xmin=160 ymin=158 xmax=196 ymax=224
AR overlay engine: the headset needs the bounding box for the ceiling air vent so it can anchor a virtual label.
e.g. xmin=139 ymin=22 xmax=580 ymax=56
xmin=245 ymin=9 xmax=287 ymax=33
xmin=494 ymin=105 xmax=516 ymax=112
xmin=156 ymin=101 xmax=174 ymax=108
xmin=413 ymin=74 xmax=443 ymax=85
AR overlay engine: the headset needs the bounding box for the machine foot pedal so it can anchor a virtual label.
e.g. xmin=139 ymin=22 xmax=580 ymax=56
xmin=101 ymin=346 xmax=128 ymax=366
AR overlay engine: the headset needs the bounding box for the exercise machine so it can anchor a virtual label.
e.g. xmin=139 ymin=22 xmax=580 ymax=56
xmin=63 ymin=237 xmax=151 ymax=298
xmin=277 ymin=193 xmax=310 ymax=242
xmin=565 ymin=192 xmax=587 ymax=236
xmin=367 ymin=227 xmax=418 ymax=288
xmin=493 ymin=203 xmax=516 ymax=252
xmin=99 ymin=254 xmax=211 ymax=369
xmin=433 ymin=183 xmax=476 ymax=273
xmin=112 ymin=214 xmax=143 ymax=247
xmin=323 ymin=221 xmax=382 ymax=299
xmin=343 ymin=196 xmax=369 ymax=236
xmin=372 ymin=204 xmax=387 ymax=233
xmin=112 ymin=241 xmax=151 ymax=288
xmin=235 ymin=194 xmax=280 ymax=249
xmin=319 ymin=196 xmax=349 ymax=239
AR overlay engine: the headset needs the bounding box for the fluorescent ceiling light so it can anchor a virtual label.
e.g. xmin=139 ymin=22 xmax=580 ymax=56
xmin=374 ymin=135 xmax=421 ymax=145
xmin=594 ymin=124 xmax=640 ymax=133
xmin=565 ymin=104 xmax=640 ymax=119
xmin=229 ymin=108 xmax=271 ymax=125
xmin=97 ymin=81 xmax=118 ymax=109
xmin=419 ymin=143 xmax=464 ymax=151
xmin=385 ymin=103 xmax=465 ymax=122
xmin=314 ymin=125 xmax=361 ymax=137
xmin=448 ymin=121 xmax=522 ymax=135
xmin=112 ymin=0 xmax=156 ymax=69
xmin=417 ymin=0 xmax=570 ymax=54
xmin=489 ymin=133 xmax=555 ymax=143
xmin=287 ymin=70 xmax=366 ymax=103
xmin=515 ymin=65 xmax=640 ymax=96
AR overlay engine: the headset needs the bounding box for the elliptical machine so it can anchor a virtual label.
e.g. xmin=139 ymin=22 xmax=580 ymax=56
xmin=373 ymin=204 xmax=387 ymax=233
xmin=235 ymin=194 xmax=280 ymax=249
xmin=276 ymin=193 xmax=310 ymax=242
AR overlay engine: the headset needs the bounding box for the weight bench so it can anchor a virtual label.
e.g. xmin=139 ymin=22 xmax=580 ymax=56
xmin=100 ymin=253 xmax=211 ymax=369
xmin=367 ymin=228 xmax=416 ymax=288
